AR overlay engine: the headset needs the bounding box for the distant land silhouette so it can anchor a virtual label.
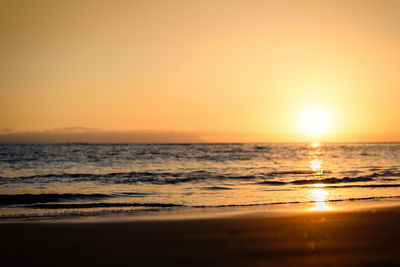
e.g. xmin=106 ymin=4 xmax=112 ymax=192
xmin=0 ymin=128 xmax=203 ymax=143
xmin=0 ymin=127 xmax=398 ymax=143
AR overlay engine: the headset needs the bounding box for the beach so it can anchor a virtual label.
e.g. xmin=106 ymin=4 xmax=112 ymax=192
xmin=2 ymin=205 xmax=400 ymax=266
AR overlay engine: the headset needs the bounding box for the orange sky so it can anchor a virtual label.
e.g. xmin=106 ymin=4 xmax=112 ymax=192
xmin=1 ymin=0 xmax=399 ymax=142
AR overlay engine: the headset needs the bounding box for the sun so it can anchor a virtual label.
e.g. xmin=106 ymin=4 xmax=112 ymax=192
xmin=299 ymin=108 xmax=332 ymax=136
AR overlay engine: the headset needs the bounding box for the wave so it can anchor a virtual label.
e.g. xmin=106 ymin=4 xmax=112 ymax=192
xmin=0 ymin=171 xmax=260 ymax=184
xmin=196 ymin=195 xmax=400 ymax=208
xmin=266 ymin=170 xmax=314 ymax=176
xmin=258 ymin=176 xmax=376 ymax=186
xmin=203 ymin=186 xmax=233 ymax=190
xmin=27 ymin=202 xmax=184 ymax=209
xmin=0 ymin=192 xmax=148 ymax=206
xmin=1 ymin=169 xmax=399 ymax=186
xmin=258 ymin=171 xmax=400 ymax=185
xmin=2 ymin=195 xmax=400 ymax=220
xmin=258 ymin=181 xmax=287 ymax=185
xmin=290 ymin=176 xmax=374 ymax=185
xmin=324 ymin=184 xmax=400 ymax=188
xmin=18 ymin=196 xmax=400 ymax=210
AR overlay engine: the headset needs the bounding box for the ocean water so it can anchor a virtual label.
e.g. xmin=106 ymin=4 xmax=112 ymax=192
xmin=1 ymin=143 xmax=400 ymax=220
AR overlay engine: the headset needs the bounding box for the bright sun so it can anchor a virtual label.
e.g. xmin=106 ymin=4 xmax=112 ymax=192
xmin=299 ymin=108 xmax=332 ymax=135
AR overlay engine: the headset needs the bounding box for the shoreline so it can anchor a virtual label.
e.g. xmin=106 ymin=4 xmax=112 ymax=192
xmin=2 ymin=204 xmax=400 ymax=266
xmin=2 ymin=196 xmax=400 ymax=223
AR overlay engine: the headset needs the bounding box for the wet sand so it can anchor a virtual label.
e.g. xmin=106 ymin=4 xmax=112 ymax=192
xmin=1 ymin=206 xmax=400 ymax=266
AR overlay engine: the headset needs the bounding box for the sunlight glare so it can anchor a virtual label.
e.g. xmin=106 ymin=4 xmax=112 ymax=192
xmin=310 ymin=159 xmax=323 ymax=175
xmin=310 ymin=159 xmax=322 ymax=171
xmin=311 ymin=142 xmax=320 ymax=148
xmin=300 ymin=108 xmax=332 ymax=136
xmin=309 ymin=187 xmax=331 ymax=211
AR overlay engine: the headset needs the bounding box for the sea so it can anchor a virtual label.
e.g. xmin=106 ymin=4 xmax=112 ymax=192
xmin=1 ymin=143 xmax=400 ymax=220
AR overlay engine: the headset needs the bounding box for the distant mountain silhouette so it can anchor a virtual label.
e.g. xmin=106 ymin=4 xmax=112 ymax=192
xmin=1 ymin=128 xmax=398 ymax=143
xmin=0 ymin=128 xmax=204 ymax=143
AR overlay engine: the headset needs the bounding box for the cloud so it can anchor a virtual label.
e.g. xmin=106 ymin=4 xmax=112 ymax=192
xmin=0 ymin=127 xmax=281 ymax=143
xmin=2 ymin=127 xmax=395 ymax=143
xmin=0 ymin=128 xmax=204 ymax=143
xmin=47 ymin=127 xmax=102 ymax=133
xmin=2 ymin=127 xmax=13 ymax=133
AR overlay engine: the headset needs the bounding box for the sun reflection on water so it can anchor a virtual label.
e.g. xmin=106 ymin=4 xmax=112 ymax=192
xmin=310 ymin=159 xmax=321 ymax=171
xmin=310 ymin=159 xmax=323 ymax=176
xmin=309 ymin=186 xmax=331 ymax=211
xmin=311 ymin=142 xmax=320 ymax=148
xmin=308 ymin=143 xmax=330 ymax=210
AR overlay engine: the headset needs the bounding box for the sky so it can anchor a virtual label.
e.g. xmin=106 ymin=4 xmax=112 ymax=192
xmin=1 ymin=0 xmax=399 ymax=142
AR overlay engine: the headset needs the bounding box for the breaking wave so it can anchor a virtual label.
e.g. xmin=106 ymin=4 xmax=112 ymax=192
xmin=2 ymin=195 xmax=400 ymax=220
xmin=2 ymin=169 xmax=399 ymax=185
xmin=0 ymin=192 xmax=148 ymax=206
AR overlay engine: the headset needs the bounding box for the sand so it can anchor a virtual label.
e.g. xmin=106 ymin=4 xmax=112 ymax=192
xmin=1 ymin=206 xmax=400 ymax=266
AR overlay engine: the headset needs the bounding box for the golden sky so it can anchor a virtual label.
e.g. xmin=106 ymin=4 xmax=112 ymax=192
xmin=1 ymin=0 xmax=399 ymax=142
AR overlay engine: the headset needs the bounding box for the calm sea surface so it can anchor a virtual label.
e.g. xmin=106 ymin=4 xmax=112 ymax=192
xmin=1 ymin=143 xmax=400 ymax=219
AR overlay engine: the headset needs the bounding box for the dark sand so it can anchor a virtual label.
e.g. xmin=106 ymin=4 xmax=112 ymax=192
xmin=1 ymin=207 xmax=400 ymax=266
